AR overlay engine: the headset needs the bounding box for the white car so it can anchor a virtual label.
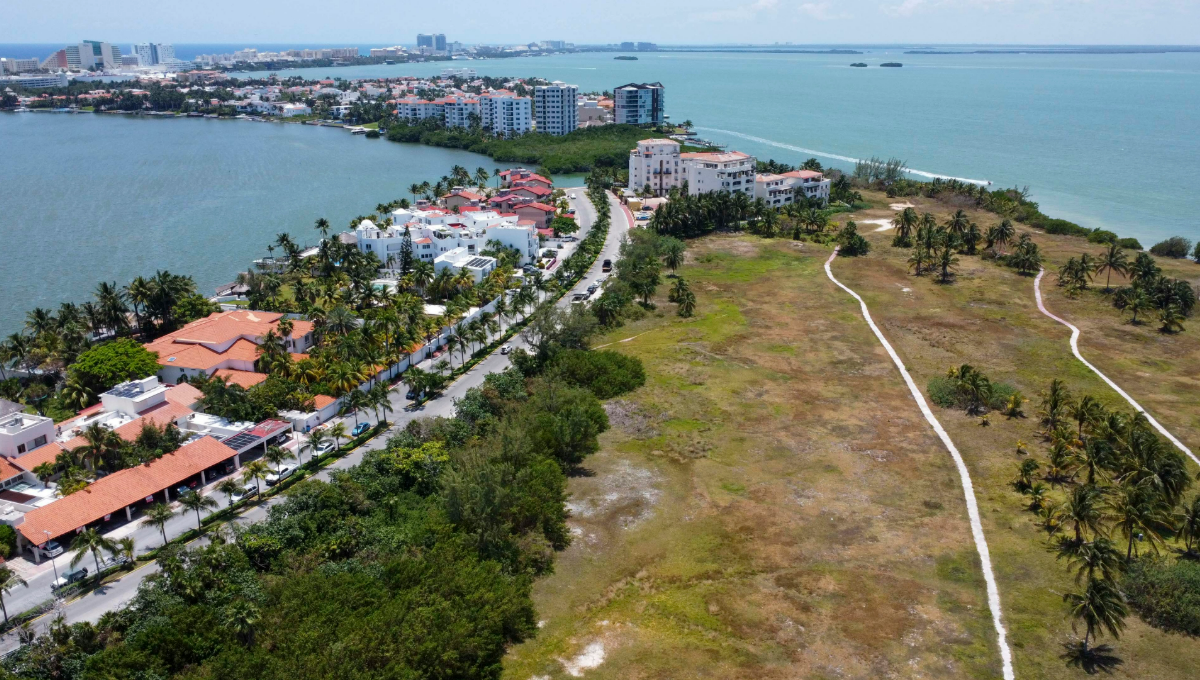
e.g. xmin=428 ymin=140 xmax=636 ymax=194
xmin=265 ymin=465 xmax=295 ymax=486
xmin=569 ymin=193 xmax=577 ymax=199
xmin=314 ymin=440 xmax=336 ymax=457
xmin=500 ymin=344 xmax=513 ymax=355
xmin=230 ymin=486 xmax=258 ymax=504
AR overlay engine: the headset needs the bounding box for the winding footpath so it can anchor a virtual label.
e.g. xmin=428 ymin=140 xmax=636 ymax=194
xmin=824 ymin=248 xmax=1016 ymax=680
xmin=1033 ymin=269 xmax=1199 ymax=467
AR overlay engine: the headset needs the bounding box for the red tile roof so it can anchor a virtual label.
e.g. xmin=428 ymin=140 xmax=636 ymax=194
xmin=213 ymin=369 xmax=268 ymax=389
xmin=113 ymin=401 xmax=195 ymax=442
xmin=165 ymin=383 xmax=203 ymax=408
xmin=13 ymin=442 xmax=67 ymax=474
xmin=518 ymin=202 xmax=556 ymax=213
xmin=18 ymin=436 xmax=238 ymax=544
xmin=313 ymin=395 xmax=338 ymax=409
xmin=143 ymin=311 xmax=311 ymax=371
xmin=0 ymin=457 xmax=28 ymax=483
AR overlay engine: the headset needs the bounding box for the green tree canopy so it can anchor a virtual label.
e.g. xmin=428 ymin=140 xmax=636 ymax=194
xmin=67 ymin=339 xmax=160 ymax=395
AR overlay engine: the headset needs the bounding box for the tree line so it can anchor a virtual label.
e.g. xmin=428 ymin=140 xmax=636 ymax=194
xmin=1057 ymin=245 xmax=1196 ymax=333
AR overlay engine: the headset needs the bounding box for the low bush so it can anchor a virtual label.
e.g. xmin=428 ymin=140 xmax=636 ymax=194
xmin=1150 ymin=236 xmax=1194 ymax=259
xmin=551 ymin=349 xmax=645 ymax=399
xmin=1118 ymin=237 xmax=1144 ymax=251
xmin=1033 ymin=216 xmax=1091 ymax=238
xmin=1087 ymin=229 xmax=1118 ymax=245
xmin=927 ymin=365 xmax=1015 ymax=413
xmin=1123 ymin=557 xmax=1200 ymax=636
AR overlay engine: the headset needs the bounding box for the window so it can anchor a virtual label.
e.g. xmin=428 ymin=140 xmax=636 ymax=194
xmin=17 ymin=443 xmax=26 ymax=454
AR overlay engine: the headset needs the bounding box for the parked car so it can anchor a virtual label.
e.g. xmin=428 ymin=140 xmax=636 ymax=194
xmin=315 ymin=440 xmax=336 ymax=457
xmin=500 ymin=344 xmax=513 ymax=355
xmin=229 ymin=486 xmax=258 ymax=504
xmin=42 ymin=540 xmax=64 ymax=558
xmin=602 ymin=259 xmax=613 ymax=272
xmin=351 ymin=422 xmax=371 ymax=437
xmin=571 ymin=293 xmax=587 ymax=304
xmin=52 ymin=567 xmax=88 ymax=590
xmin=587 ymin=284 xmax=599 ymax=294
xmin=406 ymin=388 xmax=420 ymax=400
xmin=175 ymin=482 xmax=198 ymax=497
xmin=265 ymin=465 xmax=295 ymax=487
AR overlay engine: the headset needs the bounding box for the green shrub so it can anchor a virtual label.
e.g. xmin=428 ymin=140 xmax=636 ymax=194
xmin=1034 ymin=217 xmax=1091 ymax=238
xmin=1087 ymin=229 xmax=1118 ymax=245
xmin=69 ymin=339 xmax=161 ymax=394
xmin=1150 ymin=236 xmax=1193 ymax=259
xmin=0 ymin=524 xmax=15 ymax=558
xmin=1118 ymin=237 xmax=1144 ymax=251
xmin=927 ymin=376 xmax=958 ymax=408
xmin=987 ymin=381 xmax=1018 ymax=411
xmin=551 ymin=349 xmax=645 ymax=399
xmin=1123 ymin=557 xmax=1200 ymax=636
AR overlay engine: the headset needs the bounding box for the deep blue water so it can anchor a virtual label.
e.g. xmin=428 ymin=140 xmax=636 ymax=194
xmin=2 ymin=48 xmax=1199 ymax=334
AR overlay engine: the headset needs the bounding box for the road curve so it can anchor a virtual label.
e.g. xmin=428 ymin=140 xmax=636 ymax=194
xmin=824 ymin=248 xmax=1016 ymax=680
xmin=1033 ymin=269 xmax=1199 ymax=467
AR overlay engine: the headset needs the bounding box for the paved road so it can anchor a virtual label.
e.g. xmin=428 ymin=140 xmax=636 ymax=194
xmin=2 ymin=188 xmax=632 ymax=644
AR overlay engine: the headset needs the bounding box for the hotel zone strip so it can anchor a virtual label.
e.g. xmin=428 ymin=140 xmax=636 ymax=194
xmin=824 ymin=248 xmax=1016 ymax=680
xmin=1033 ymin=269 xmax=1199 ymax=468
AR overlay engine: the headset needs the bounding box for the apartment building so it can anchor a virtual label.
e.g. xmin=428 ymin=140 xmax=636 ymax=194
xmin=534 ymin=81 xmax=578 ymax=136
xmin=753 ymin=170 xmax=831 ymax=206
xmin=478 ymin=90 xmax=533 ymax=137
xmin=613 ymin=82 xmax=664 ymax=125
xmin=628 ymin=138 xmax=682 ymax=196
xmin=0 ymin=58 xmax=40 ymax=75
xmin=679 ymin=151 xmax=757 ymax=197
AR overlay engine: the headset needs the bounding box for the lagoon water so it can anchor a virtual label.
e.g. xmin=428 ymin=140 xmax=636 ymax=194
xmin=3 ymin=48 xmax=1200 ymax=333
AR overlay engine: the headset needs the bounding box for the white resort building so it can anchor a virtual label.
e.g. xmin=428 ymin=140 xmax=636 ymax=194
xmin=628 ymin=138 xmax=682 ymax=197
xmin=354 ymin=207 xmax=540 ymax=268
xmin=753 ymin=170 xmax=831 ymax=206
xmin=679 ymin=151 xmax=757 ymax=197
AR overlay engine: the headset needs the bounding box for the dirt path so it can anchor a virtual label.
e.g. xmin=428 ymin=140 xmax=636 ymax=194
xmin=1033 ymin=269 xmax=1200 ymax=467
xmin=825 ymin=248 xmax=1016 ymax=680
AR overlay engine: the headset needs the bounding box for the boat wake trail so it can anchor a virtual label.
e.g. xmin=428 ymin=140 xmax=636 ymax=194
xmin=693 ymin=127 xmax=991 ymax=185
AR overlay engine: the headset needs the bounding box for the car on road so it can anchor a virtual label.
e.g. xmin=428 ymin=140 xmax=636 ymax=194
xmin=52 ymin=567 xmax=88 ymax=591
xmin=314 ymin=440 xmax=336 ymax=457
xmin=42 ymin=540 xmax=64 ymax=558
xmin=602 ymin=259 xmax=612 ymax=272
xmin=571 ymin=293 xmax=588 ymax=304
xmin=265 ymin=465 xmax=295 ymax=487
xmin=587 ymin=283 xmax=599 ymax=294
xmin=229 ymin=486 xmax=258 ymax=504
xmin=351 ymin=422 xmax=371 ymax=437
xmin=569 ymin=193 xmax=577 ymax=199
xmin=500 ymin=344 xmax=513 ymax=355
xmin=406 ymin=388 xmax=420 ymax=400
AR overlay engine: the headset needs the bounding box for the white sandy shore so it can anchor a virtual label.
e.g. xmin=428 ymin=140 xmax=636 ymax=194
xmin=859 ymin=218 xmax=895 ymax=232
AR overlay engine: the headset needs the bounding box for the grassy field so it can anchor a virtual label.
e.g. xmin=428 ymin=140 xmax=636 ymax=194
xmin=502 ymin=201 xmax=1200 ymax=679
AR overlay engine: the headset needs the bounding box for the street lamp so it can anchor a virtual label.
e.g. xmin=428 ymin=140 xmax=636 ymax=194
xmin=43 ymin=530 xmax=59 ymax=593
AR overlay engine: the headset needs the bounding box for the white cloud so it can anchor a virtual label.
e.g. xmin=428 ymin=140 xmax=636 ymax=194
xmin=799 ymin=1 xmax=851 ymax=19
xmin=697 ymin=0 xmax=781 ymax=22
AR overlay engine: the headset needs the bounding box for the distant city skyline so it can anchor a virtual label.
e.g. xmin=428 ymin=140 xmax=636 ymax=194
xmin=2 ymin=0 xmax=1199 ymax=46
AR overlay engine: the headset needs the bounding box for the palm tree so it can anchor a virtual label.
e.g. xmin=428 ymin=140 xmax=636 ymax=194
xmin=0 ymin=566 xmax=27 ymax=625
xmin=1125 ymin=290 xmax=1153 ymax=324
xmin=663 ymin=240 xmax=685 ymax=273
xmin=114 ymin=537 xmax=136 ymax=566
xmin=945 ymin=209 xmax=970 ymax=241
xmin=225 ymin=598 xmax=261 ymax=646
xmin=263 ymin=445 xmax=294 ymax=475
xmin=1158 ymin=305 xmax=1185 ymax=334
xmin=1109 ymin=483 xmax=1173 ymax=560
xmin=1056 ymin=536 xmax=1123 ymax=586
xmin=936 ymin=246 xmax=960 ymax=284
xmin=216 ymin=478 xmax=242 ymax=507
xmin=1058 ymin=484 xmax=1107 ymax=544
xmin=1063 ymin=578 xmax=1127 ymax=656
xmin=893 ymin=207 xmax=918 ymax=246
xmin=314 ymin=217 xmax=331 ymax=238
xmin=1178 ymin=495 xmax=1200 ymax=557
xmin=70 ymin=527 xmax=117 ymax=575
xmin=242 ymin=460 xmax=270 ymax=496
xmin=1096 ymin=244 xmax=1129 ymax=291
xmin=328 ymin=422 xmax=348 ymax=451
xmin=1069 ymin=395 xmax=1104 ymax=438
xmin=677 ymin=290 xmax=697 ymax=317
xmin=305 ymin=429 xmax=329 ymax=464
xmin=993 ymin=219 xmax=1015 ymax=254
xmin=178 ymin=490 xmax=219 ymax=531
xmin=144 ymin=503 xmax=175 ymax=546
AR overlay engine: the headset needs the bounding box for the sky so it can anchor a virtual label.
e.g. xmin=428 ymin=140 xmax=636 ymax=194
xmin=3 ymin=0 xmax=1199 ymax=46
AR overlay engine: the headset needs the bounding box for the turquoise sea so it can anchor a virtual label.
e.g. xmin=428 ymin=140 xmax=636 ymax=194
xmin=2 ymin=49 xmax=1199 ymax=333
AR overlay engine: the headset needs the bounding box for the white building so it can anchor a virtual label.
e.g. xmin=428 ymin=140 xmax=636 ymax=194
xmin=441 ymin=67 xmax=477 ymax=79
xmin=753 ymin=170 xmax=831 ymax=206
xmin=355 ymin=207 xmax=540 ymax=267
xmin=534 ymin=81 xmax=578 ymax=136
xmin=680 ymin=151 xmax=757 ymax=197
xmin=0 ymin=58 xmax=40 ymax=75
xmin=277 ymin=102 xmax=311 ymax=117
xmin=1 ymin=73 xmax=69 ymax=89
xmin=131 ymin=43 xmax=174 ymax=66
xmin=0 ymin=401 xmax=54 ymax=459
xmin=613 ymin=82 xmax=665 ymax=126
xmin=78 ymin=41 xmax=122 ymax=70
xmin=628 ymin=138 xmax=682 ymax=196
xmin=479 ymin=90 xmax=532 ymax=137
xmin=434 ymin=247 xmax=498 ymax=283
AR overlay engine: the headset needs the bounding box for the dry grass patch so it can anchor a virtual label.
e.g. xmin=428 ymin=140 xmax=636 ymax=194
xmin=504 ymin=235 xmax=1003 ymax=680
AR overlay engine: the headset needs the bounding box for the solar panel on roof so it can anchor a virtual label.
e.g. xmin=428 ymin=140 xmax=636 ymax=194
xmin=466 ymin=257 xmax=492 ymax=269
